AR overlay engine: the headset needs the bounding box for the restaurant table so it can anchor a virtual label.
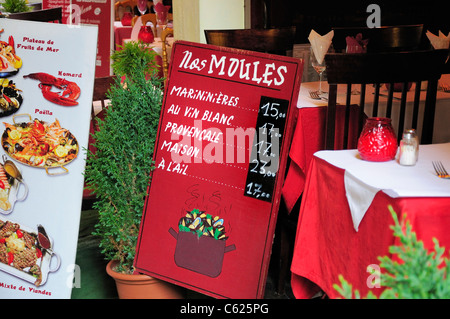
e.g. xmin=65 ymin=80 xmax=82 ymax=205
xmin=122 ymin=37 xmax=174 ymax=56
xmin=289 ymin=142 xmax=450 ymax=298
xmin=281 ymin=74 xmax=450 ymax=212
xmin=114 ymin=21 xmax=132 ymax=49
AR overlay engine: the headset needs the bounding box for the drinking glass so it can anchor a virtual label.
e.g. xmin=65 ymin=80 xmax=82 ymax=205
xmin=155 ymin=5 xmax=170 ymax=37
xmin=156 ymin=11 xmax=168 ymax=29
xmin=137 ymin=0 xmax=147 ymax=15
xmin=310 ymin=45 xmax=332 ymax=95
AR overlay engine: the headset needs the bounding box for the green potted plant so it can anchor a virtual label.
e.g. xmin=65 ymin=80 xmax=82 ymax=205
xmin=84 ymin=41 xmax=183 ymax=299
xmin=334 ymin=205 xmax=450 ymax=299
xmin=2 ymin=0 xmax=31 ymax=13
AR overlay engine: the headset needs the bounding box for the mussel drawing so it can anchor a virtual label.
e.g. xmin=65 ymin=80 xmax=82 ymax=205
xmin=169 ymin=209 xmax=235 ymax=278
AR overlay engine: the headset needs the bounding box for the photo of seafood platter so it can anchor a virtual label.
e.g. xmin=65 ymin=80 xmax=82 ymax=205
xmin=0 ymin=30 xmax=22 ymax=78
xmin=0 ymin=217 xmax=60 ymax=286
xmin=0 ymin=155 xmax=28 ymax=214
xmin=0 ymin=79 xmax=23 ymax=117
xmin=1 ymin=115 xmax=78 ymax=175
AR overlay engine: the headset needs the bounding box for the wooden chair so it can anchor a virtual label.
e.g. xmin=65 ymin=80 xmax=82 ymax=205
xmin=161 ymin=27 xmax=173 ymax=81
xmin=131 ymin=13 xmax=157 ymax=35
xmin=167 ymin=12 xmax=173 ymax=22
xmin=83 ymin=75 xmax=116 ymax=207
xmin=115 ymin=0 xmax=154 ymax=20
xmin=91 ymin=76 xmax=116 ymax=131
xmin=204 ymin=27 xmax=296 ymax=56
xmin=324 ymin=49 xmax=449 ymax=150
xmin=7 ymin=7 xmax=62 ymax=23
xmin=331 ymin=24 xmax=426 ymax=53
xmin=115 ymin=0 xmax=137 ymax=20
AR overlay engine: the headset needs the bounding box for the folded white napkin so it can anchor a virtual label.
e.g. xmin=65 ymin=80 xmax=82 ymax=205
xmin=308 ymin=29 xmax=334 ymax=64
xmin=344 ymin=170 xmax=379 ymax=231
xmin=426 ymin=30 xmax=450 ymax=49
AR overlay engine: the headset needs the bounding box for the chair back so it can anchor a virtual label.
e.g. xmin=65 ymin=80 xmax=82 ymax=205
xmin=161 ymin=27 xmax=173 ymax=81
xmin=91 ymin=75 xmax=116 ymax=121
xmin=324 ymin=49 xmax=449 ymax=149
xmin=8 ymin=7 xmax=62 ymax=23
xmin=332 ymin=24 xmax=425 ymax=53
xmin=115 ymin=0 xmax=137 ymax=20
xmin=115 ymin=0 xmax=154 ymax=20
xmin=204 ymin=27 xmax=296 ymax=56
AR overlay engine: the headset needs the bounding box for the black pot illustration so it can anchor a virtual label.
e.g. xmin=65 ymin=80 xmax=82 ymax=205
xmin=169 ymin=227 xmax=236 ymax=278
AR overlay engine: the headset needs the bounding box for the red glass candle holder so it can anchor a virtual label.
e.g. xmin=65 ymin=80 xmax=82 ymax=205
xmin=121 ymin=12 xmax=132 ymax=26
xmin=138 ymin=26 xmax=154 ymax=44
xmin=357 ymin=117 xmax=398 ymax=162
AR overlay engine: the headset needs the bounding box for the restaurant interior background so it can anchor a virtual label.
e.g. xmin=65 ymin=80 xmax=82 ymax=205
xmin=0 ymin=0 xmax=448 ymax=300
xmin=3 ymin=0 xmax=447 ymax=47
xmin=250 ymin=0 xmax=448 ymax=42
xmin=172 ymin=0 xmax=449 ymax=44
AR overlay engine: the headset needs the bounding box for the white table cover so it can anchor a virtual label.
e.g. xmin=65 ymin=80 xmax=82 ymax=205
xmin=315 ymin=143 xmax=450 ymax=231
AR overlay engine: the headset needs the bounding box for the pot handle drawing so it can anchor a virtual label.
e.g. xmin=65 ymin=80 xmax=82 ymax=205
xmin=169 ymin=227 xmax=235 ymax=277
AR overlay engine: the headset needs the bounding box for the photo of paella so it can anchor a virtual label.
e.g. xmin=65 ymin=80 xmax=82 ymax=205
xmin=1 ymin=116 xmax=78 ymax=170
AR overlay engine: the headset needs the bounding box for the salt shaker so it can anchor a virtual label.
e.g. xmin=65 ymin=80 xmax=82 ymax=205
xmin=399 ymin=129 xmax=419 ymax=166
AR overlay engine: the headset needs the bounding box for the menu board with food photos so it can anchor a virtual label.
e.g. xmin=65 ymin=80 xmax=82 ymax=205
xmin=135 ymin=41 xmax=303 ymax=298
xmin=0 ymin=19 xmax=97 ymax=298
xmin=43 ymin=0 xmax=113 ymax=77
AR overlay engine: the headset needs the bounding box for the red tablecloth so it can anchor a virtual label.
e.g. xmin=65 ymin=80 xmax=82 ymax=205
xmin=282 ymin=105 xmax=360 ymax=212
xmin=114 ymin=24 xmax=132 ymax=49
xmin=290 ymin=156 xmax=450 ymax=299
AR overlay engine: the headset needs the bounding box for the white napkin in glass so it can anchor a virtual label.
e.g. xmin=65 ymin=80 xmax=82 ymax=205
xmin=308 ymin=29 xmax=334 ymax=64
xmin=426 ymin=30 xmax=450 ymax=49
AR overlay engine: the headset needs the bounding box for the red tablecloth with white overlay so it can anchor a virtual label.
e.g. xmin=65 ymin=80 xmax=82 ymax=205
xmin=282 ymin=76 xmax=450 ymax=213
xmin=290 ymin=143 xmax=450 ymax=298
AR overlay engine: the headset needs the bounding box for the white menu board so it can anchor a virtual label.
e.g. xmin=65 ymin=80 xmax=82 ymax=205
xmin=0 ymin=19 xmax=97 ymax=298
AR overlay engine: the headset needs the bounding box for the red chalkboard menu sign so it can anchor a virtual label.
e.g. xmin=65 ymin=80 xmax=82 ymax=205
xmin=135 ymin=41 xmax=303 ymax=298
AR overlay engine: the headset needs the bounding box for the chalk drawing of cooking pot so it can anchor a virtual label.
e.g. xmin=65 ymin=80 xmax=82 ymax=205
xmin=169 ymin=227 xmax=236 ymax=278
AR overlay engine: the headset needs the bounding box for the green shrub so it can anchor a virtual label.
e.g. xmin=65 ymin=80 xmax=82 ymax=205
xmin=2 ymin=0 xmax=31 ymax=13
xmin=84 ymin=41 xmax=163 ymax=274
xmin=334 ymin=205 xmax=450 ymax=299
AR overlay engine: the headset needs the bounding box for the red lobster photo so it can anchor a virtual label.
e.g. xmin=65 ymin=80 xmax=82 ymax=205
xmin=23 ymin=72 xmax=80 ymax=106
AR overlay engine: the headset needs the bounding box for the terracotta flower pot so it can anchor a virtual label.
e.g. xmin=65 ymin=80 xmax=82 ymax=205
xmin=106 ymin=260 xmax=184 ymax=299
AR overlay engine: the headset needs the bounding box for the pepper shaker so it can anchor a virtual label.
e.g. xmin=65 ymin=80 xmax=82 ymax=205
xmin=399 ymin=129 xmax=419 ymax=166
